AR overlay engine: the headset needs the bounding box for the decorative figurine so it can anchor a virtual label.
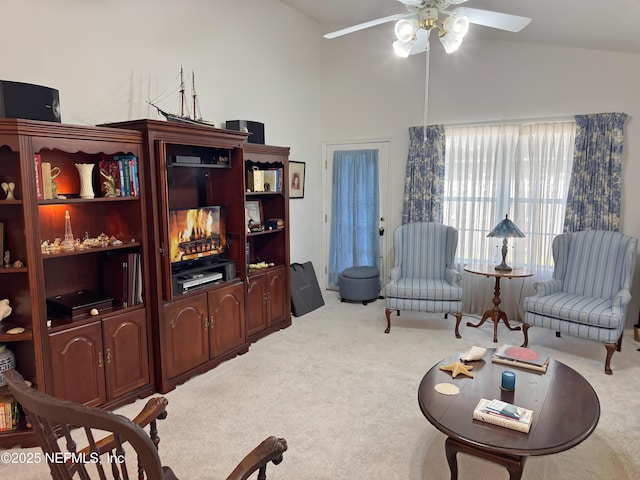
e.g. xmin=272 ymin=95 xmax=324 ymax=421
xmin=1 ymin=182 xmax=16 ymax=200
xmin=0 ymin=299 xmax=11 ymax=321
xmin=49 ymin=166 xmax=61 ymax=199
xmin=99 ymin=168 xmax=117 ymax=197
xmin=61 ymin=210 xmax=75 ymax=251
xmin=3 ymin=250 xmax=10 ymax=268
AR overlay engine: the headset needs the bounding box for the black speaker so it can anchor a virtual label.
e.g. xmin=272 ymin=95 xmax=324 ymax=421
xmin=0 ymin=80 xmax=61 ymax=122
xmin=226 ymin=120 xmax=264 ymax=144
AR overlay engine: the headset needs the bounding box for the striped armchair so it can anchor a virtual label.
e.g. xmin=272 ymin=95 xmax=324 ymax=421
xmin=522 ymin=230 xmax=638 ymax=374
xmin=384 ymin=222 xmax=463 ymax=338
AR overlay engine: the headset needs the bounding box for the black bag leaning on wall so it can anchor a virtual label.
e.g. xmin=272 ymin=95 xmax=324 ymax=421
xmin=290 ymin=262 xmax=325 ymax=317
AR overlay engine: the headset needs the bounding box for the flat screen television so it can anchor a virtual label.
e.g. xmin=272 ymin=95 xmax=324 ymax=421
xmin=168 ymin=206 xmax=227 ymax=269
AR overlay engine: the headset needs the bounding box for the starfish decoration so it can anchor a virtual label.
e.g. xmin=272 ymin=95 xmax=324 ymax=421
xmin=439 ymin=361 xmax=474 ymax=378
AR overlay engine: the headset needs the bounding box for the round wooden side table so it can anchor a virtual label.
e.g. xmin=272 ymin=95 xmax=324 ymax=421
xmin=464 ymin=264 xmax=533 ymax=342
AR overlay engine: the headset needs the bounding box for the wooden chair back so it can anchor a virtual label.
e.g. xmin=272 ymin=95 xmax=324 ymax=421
xmin=4 ymin=369 xmax=287 ymax=480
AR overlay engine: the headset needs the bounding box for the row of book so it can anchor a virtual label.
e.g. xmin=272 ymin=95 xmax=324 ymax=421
xmin=246 ymin=167 xmax=284 ymax=193
xmin=102 ymin=252 xmax=143 ymax=308
xmin=34 ymin=153 xmax=57 ymax=200
xmin=99 ymin=155 xmax=140 ymax=198
xmin=491 ymin=344 xmax=550 ymax=373
xmin=473 ymin=398 xmax=534 ymax=433
xmin=33 ymin=154 xmax=140 ymax=200
xmin=0 ymin=393 xmax=21 ymax=431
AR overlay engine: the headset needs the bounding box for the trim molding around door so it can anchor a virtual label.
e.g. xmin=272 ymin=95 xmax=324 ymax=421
xmin=321 ymin=138 xmax=392 ymax=291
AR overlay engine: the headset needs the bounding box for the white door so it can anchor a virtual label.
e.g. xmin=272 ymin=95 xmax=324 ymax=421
xmin=322 ymin=140 xmax=390 ymax=290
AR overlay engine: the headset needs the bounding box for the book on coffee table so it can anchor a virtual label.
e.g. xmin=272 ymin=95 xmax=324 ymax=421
xmin=491 ymin=344 xmax=550 ymax=373
xmin=473 ymin=398 xmax=533 ymax=433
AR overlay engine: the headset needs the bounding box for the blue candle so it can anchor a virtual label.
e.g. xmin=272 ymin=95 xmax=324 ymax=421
xmin=501 ymin=370 xmax=516 ymax=391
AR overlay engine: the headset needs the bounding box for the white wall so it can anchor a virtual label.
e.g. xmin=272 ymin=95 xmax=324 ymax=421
xmin=0 ymin=0 xmax=324 ymax=270
xmin=321 ymin=25 xmax=640 ymax=325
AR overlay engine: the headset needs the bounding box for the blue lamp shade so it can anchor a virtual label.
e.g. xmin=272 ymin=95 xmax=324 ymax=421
xmin=487 ymin=215 xmax=525 ymax=239
xmin=487 ymin=215 xmax=525 ymax=271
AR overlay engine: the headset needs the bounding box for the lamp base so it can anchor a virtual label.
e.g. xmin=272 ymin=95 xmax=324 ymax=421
xmin=495 ymin=240 xmax=512 ymax=271
xmin=494 ymin=263 xmax=513 ymax=272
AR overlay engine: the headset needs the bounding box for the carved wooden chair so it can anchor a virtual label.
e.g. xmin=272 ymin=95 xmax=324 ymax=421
xmin=4 ymin=369 xmax=287 ymax=480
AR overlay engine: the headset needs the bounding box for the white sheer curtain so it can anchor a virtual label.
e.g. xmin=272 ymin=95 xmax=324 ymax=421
xmin=443 ymin=121 xmax=576 ymax=320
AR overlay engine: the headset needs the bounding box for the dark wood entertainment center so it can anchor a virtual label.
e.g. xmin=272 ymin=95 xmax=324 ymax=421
xmin=0 ymin=118 xmax=291 ymax=447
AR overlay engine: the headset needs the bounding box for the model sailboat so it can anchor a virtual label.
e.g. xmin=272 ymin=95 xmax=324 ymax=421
xmin=148 ymin=66 xmax=215 ymax=127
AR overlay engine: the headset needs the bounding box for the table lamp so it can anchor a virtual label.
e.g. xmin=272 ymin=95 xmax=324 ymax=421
xmin=487 ymin=214 xmax=525 ymax=271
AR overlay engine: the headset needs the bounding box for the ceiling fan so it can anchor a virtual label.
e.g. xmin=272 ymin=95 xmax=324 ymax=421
xmin=323 ymin=0 xmax=532 ymax=56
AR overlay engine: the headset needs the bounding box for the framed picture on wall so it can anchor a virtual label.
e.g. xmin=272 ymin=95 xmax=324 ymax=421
xmin=289 ymin=161 xmax=305 ymax=199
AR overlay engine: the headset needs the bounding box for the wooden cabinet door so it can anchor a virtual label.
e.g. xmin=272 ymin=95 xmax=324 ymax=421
xmin=208 ymin=283 xmax=245 ymax=358
xmin=266 ymin=267 xmax=287 ymax=326
xmin=103 ymin=309 xmax=150 ymax=400
xmin=162 ymin=294 xmax=209 ymax=379
xmin=245 ymin=275 xmax=268 ymax=336
xmin=49 ymin=322 xmax=106 ymax=407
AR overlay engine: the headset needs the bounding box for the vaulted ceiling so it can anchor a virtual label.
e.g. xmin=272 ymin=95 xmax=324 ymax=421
xmin=281 ymin=0 xmax=640 ymax=54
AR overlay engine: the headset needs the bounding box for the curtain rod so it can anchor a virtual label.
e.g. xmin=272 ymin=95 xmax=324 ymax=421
xmin=418 ymin=114 xmax=576 ymax=128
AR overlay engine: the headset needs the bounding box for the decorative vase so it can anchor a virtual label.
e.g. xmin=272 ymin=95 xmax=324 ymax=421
xmin=75 ymin=163 xmax=95 ymax=199
xmin=0 ymin=343 xmax=16 ymax=387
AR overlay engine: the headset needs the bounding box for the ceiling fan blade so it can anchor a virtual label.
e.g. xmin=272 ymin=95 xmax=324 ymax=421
xmin=408 ymin=28 xmax=430 ymax=56
xmin=396 ymin=0 xmax=430 ymax=5
xmin=453 ymin=7 xmax=532 ymax=32
xmin=323 ymin=13 xmax=410 ymax=39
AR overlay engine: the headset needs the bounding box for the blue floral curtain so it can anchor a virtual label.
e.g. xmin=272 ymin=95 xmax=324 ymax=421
xmin=564 ymin=113 xmax=627 ymax=232
xmin=402 ymin=125 xmax=445 ymax=224
xmin=328 ymin=149 xmax=380 ymax=288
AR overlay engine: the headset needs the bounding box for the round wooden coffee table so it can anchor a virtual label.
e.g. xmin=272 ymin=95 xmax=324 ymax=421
xmin=418 ymin=349 xmax=600 ymax=480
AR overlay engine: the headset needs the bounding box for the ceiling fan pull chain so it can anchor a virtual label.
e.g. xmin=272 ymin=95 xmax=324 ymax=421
xmin=423 ymin=47 xmax=430 ymax=143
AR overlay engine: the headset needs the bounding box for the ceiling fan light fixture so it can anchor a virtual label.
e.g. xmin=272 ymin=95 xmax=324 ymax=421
xmin=393 ymin=39 xmax=415 ymax=57
xmin=394 ymin=18 xmax=419 ymax=43
xmin=443 ymin=14 xmax=469 ymax=38
xmin=439 ymin=31 xmax=463 ymax=54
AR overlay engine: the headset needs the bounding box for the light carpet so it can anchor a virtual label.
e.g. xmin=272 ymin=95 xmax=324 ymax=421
xmin=3 ymin=292 xmax=639 ymax=479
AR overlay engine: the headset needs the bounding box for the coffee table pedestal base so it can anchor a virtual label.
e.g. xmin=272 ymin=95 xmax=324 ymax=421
xmin=445 ymin=437 xmax=527 ymax=480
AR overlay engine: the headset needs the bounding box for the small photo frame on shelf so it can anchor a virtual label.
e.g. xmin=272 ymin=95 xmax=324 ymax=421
xmin=245 ymin=200 xmax=263 ymax=231
xmin=0 ymin=222 xmax=4 ymax=263
xmin=289 ymin=161 xmax=305 ymax=199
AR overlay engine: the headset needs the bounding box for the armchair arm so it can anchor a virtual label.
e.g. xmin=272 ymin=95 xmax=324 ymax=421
xmin=78 ymin=397 xmax=169 ymax=456
xmin=611 ymin=289 xmax=632 ymax=315
xmin=445 ymin=267 xmax=461 ymax=286
xmin=226 ymin=436 xmax=288 ymax=480
xmin=532 ymin=279 xmax=563 ymax=297
xmin=388 ymin=266 xmax=401 ymax=282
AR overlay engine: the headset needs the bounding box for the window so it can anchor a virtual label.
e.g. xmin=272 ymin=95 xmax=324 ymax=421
xmin=443 ymin=121 xmax=576 ymax=277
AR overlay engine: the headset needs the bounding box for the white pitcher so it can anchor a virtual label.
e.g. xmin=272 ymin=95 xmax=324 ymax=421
xmin=75 ymin=163 xmax=95 ymax=199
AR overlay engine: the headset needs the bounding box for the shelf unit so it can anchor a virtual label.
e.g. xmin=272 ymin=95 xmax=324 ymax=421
xmin=0 ymin=119 xmax=154 ymax=447
xmin=243 ymin=143 xmax=291 ymax=343
xmin=105 ymin=120 xmax=292 ymax=392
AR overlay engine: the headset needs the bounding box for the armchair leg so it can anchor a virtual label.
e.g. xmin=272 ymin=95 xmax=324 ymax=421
xmin=521 ymin=323 xmax=531 ymax=348
xmin=604 ymin=343 xmax=616 ymax=375
xmin=452 ymin=313 xmax=462 ymax=339
xmin=385 ymin=308 xmax=393 ymax=334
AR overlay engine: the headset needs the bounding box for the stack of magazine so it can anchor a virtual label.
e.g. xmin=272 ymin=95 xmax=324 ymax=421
xmin=473 ymin=398 xmax=534 ymax=433
xmin=491 ymin=344 xmax=550 ymax=373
